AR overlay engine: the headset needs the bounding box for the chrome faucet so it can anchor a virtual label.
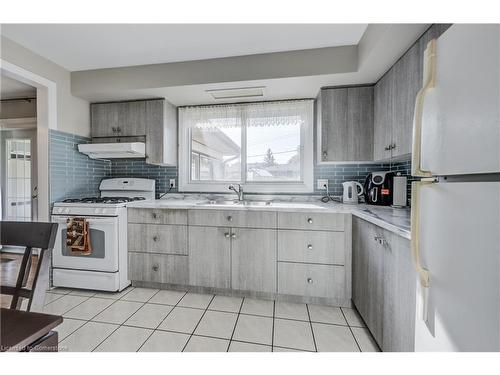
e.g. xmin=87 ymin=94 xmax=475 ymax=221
xmin=229 ymin=184 xmax=244 ymax=201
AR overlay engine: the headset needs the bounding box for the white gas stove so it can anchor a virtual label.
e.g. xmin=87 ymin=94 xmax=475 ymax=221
xmin=51 ymin=178 xmax=155 ymax=292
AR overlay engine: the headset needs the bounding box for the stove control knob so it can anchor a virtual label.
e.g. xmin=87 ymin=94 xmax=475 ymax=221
xmin=101 ymin=209 xmax=107 ymax=215
xmin=94 ymin=208 xmax=102 ymax=214
xmin=64 ymin=208 xmax=70 ymax=214
xmin=57 ymin=207 xmax=63 ymax=214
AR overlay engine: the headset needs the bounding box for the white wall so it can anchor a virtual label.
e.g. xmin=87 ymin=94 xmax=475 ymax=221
xmin=1 ymin=36 xmax=90 ymax=136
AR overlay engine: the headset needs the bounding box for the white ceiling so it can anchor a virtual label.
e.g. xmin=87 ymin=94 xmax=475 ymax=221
xmin=1 ymin=24 xmax=368 ymax=71
xmin=0 ymin=75 xmax=36 ymax=99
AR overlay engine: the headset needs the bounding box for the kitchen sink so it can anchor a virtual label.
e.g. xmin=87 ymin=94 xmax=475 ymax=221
xmin=197 ymin=200 xmax=272 ymax=207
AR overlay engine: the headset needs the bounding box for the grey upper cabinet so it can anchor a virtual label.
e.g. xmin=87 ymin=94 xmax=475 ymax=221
xmin=392 ymin=42 xmax=421 ymax=159
xmin=91 ymin=101 xmax=146 ymax=138
xmin=90 ymin=98 xmax=177 ymax=166
xmin=353 ymin=217 xmax=416 ymax=352
xmin=373 ymin=24 xmax=452 ymax=161
xmin=145 ymin=99 xmax=177 ymax=166
xmin=319 ymin=86 xmax=374 ymax=162
xmin=91 ymin=102 xmax=119 ymax=138
xmin=117 ymin=101 xmax=146 ymax=137
xmin=374 ymin=68 xmax=395 ymax=161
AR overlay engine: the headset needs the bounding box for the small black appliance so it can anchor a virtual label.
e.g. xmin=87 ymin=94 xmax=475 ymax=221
xmin=364 ymin=171 xmax=395 ymax=206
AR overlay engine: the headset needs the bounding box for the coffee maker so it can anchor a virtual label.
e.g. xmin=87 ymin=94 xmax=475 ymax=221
xmin=364 ymin=171 xmax=395 ymax=206
xmin=364 ymin=171 xmax=407 ymax=207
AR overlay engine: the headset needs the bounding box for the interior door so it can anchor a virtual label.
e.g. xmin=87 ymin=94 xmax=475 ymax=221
xmin=421 ymin=24 xmax=500 ymax=175
xmin=0 ymin=129 xmax=37 ymax=221
xmin=416 ymin=181 xmax=500 ymax=351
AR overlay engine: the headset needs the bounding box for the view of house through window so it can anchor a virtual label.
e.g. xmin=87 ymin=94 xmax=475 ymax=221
xmin=184 ymin=100 xmax=312 ymax=191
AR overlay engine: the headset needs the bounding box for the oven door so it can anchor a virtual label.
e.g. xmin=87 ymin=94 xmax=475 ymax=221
xmin=51 ymin=215 xmax=119 ymax=272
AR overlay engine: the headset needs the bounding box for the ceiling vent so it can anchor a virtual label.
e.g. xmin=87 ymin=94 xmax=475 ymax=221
xmin=206 ymin=86 xmax=265 ymax=100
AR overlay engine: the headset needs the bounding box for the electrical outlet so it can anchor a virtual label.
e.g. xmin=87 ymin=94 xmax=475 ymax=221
xmin=169 ymin=179 xmax=176 ymax=188
xmin=317 ymin=179 xmax=328 ymax=190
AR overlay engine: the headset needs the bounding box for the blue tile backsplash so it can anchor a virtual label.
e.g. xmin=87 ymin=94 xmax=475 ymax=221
xmin=49 ymin=130 xmax=413 ymax=204
xmin=49 ymin=129 xmax=111 ymax=204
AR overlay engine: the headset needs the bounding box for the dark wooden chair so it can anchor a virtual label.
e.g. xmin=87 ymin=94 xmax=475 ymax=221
xmin=0 ymin=221 xmax=58 ymax=312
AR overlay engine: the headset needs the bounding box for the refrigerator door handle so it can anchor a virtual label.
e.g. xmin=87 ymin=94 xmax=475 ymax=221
xmin=411 ymin=179 xmax=436 ymax=323
xmin=411 ymin=179 xmax=435 ymax=289
xmin=412 ymin=39 xmax=437 ymax=177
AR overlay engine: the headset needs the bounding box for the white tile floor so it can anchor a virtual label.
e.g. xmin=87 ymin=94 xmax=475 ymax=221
xmin=44 ymin=286 xmax=379 ymax=352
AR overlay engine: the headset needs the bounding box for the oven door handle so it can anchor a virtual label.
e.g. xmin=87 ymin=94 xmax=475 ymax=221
xmin=52 ymin=216 xmax=119 ymax=225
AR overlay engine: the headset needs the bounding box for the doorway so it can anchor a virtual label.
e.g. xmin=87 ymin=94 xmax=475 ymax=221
xmin=1 ymin=58 xmax=57 ymax=223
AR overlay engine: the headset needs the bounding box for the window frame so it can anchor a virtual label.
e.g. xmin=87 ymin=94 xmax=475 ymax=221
xmin=178 ymin=100 xmax=314 ymax=193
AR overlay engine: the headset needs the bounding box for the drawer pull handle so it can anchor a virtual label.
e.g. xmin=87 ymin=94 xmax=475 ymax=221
xmin=152 ymin=213 xmax=158 ymax=219
xmin=307 ymin=278 xmax=313 ymax=284
xmin=307 ymin=218 xmax=313 ymax=224
xmin=231 ymin=233 xmax=236 ymax=239
xmin=224 ymin=232 xmax=230 ymax=238
xmin=152 ymin=265 xmax=159 ymax=272
xmin=153 ymin=236 xmax=158 ymax=242
xmin=307 ymin=244 xmax=313 ymax=250
xmin=227 ymin=216 xmax=233 ymax=222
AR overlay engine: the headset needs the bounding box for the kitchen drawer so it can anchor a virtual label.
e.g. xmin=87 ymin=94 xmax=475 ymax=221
xmin=278 ymin=230 xmax=345 ymax=265
xmin=128 ymin=224 xmax=188 ymax=255
xmin=277 ymin=212 xmax=345 ymax=231
xmin=128 ymin=252 xmax=188 ymax=285
xmin=188 ymin=209 xmax=276 ymax=228
xmin=277 ymin=262 xmax=345 ymax=299
xmin=128 ymin=208 xmax=187 ymax=225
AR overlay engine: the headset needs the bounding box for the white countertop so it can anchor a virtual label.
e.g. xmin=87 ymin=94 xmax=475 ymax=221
xmin=127 ymin=196 xmax=411 ymax=240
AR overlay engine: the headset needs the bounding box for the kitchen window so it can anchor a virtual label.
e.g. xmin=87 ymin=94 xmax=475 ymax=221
xmin=179 ymin=100 xmax=314 ymax=193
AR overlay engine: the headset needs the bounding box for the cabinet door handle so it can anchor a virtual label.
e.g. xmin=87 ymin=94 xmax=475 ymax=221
xmin=117 ymin=127 xmax=121 ymax=133
xmin=112 ymin=127 xmax=117 ymax=132
xmin=227 ymin=216 xmax=233 ymax=222
xmin=307 ymin=244 xmax=313 ymax=250
xmin=391 ymin=143 xmax=396 ymax=150
xmin=322 ymin=151 xmax=328 ymax=160
xmin=384 ymin=144 xmax=392 ymax=151
xmin=307 ymin=218 xmax=313 ymax=224
xmin=307 ymin=278 xmax=313 ymax=284
xmin=152 ymin=236 xmax=158 ymax=242
xmin=152 ymin=265 xmax=159 ymax=272
xmin=152 ymin=213 xmax=158 ymax=219
xmin=231 ymin=233 xmax=236 ymax=239
xmin=224 ymin=232 xmax=230 ymax=238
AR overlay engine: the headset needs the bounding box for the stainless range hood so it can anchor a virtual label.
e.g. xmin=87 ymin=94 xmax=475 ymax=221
xmin=78 ymin=142 xmax=145 ymax=159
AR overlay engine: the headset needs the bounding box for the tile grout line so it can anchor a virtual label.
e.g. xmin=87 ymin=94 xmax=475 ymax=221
xmin=181 ymin=294 xmax=216 ymax=352
xmin=90 ymin=288 xmax=163 ymax=352
xmin=136 ymin=290 xmax=189 ymax=352
xmin=305 ymin=304 xmax=318 ymax=352
xmin=340 ymin=307 xmax=362 ymax=352
xmin=226 ymin=297 xmax=245 ymax=352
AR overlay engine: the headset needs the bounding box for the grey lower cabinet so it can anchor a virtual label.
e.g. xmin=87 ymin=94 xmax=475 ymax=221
xmin=352 ymin=217 xmax=416 ymax=352
xmin=188 ymin=226 xmax=231 ymax=289
xmin=127 ymin=208 xmax=351 ymax=306
xmin=319 ymin=86 xmax=374 ymax=162
xmin=231 ymin=228 xmax=276 ymax=293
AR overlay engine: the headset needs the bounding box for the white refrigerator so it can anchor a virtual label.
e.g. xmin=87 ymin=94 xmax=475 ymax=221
xmin=412 ymin=24 xmax=500 ymax=351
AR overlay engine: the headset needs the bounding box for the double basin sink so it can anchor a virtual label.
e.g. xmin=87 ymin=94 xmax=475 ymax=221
xmin=197 ymin=199 xmax=272 ymax=207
